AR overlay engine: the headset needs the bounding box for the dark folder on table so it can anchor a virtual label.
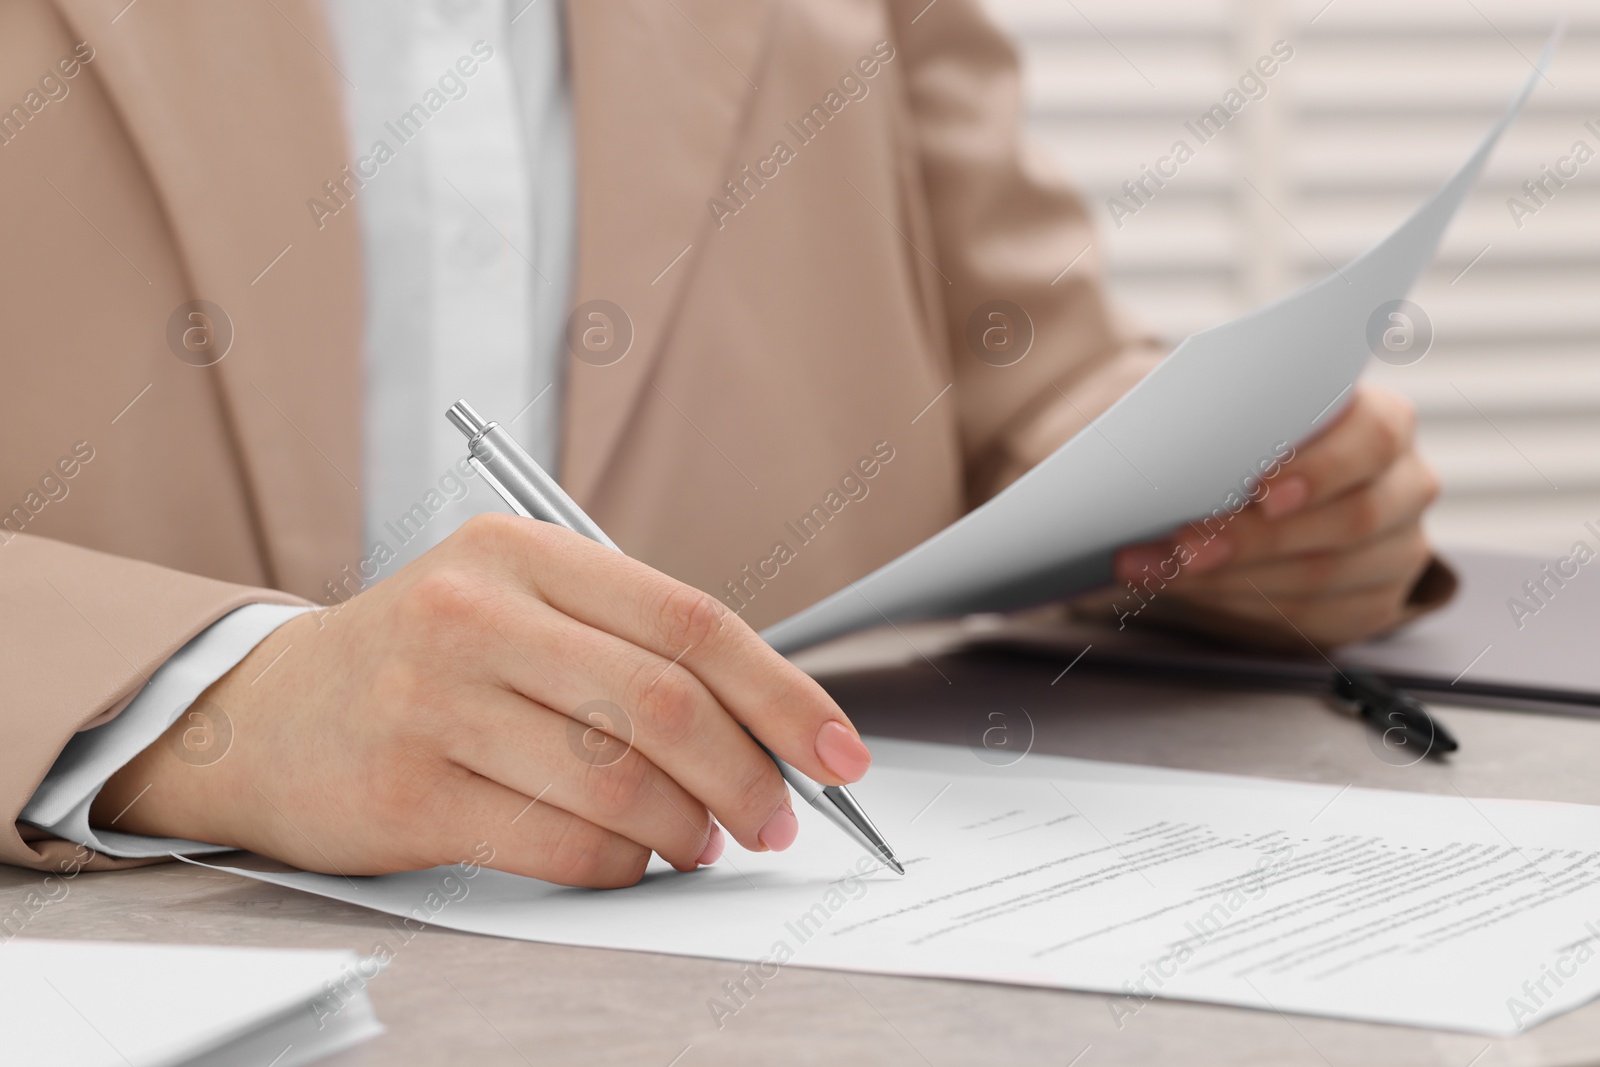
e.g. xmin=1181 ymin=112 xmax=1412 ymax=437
xmin=980 ymin=548 xmax=1600 ymax=716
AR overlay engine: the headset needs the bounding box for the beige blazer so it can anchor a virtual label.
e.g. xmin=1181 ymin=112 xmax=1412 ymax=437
xmin=0 ymin=0 xmax=1164 ymax=872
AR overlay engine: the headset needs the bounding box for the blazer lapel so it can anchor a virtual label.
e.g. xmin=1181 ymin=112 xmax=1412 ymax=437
xmin=45 ymin=0 xmax=772 ymax=582
xmin=51 ymin=0 xmax=364 ymax=599
xmin=561 ymin=0 xmax=775 ymax=503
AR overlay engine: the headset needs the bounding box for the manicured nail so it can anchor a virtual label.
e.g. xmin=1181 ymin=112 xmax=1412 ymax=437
xmin=697 ymin=823 xmax=725 ymax=866
xmin=1184 ymin=537 xmax=1233 ymax=575
xmin=815 ymin=721 xmax=872 ymax=782
xmin=758 ymin=802 xmax=799 ymax=852
xmin=1261 ymin=475 xmax=1310 ymax=519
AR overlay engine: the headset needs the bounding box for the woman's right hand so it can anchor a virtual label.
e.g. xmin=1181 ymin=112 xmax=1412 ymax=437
xmin=92 ymin=513 xmax=874 ymax=887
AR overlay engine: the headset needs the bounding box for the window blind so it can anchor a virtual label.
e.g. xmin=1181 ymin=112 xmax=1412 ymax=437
xmin=987 ymin=0 xmax=1600 ymax=554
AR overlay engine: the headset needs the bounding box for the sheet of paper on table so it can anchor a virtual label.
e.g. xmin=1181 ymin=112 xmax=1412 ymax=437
xmin=199 ymin=740 xmax=1600 ymax=1037
xmin=0 ymin=938 xmax=382 ymax=1067
xmin=761 ymin=37 xmax=1555 ymax=655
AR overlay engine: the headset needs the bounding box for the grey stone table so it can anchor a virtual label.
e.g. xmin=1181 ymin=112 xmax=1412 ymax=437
xmin=7 ymin=622 xmax=1600 ymax=1066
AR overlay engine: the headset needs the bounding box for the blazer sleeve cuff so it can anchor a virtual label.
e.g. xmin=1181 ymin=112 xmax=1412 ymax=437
xmin=19 ymin=603 xmax=312 ymax=859
xmin=0 ymin=532 xmax=318 ymax=872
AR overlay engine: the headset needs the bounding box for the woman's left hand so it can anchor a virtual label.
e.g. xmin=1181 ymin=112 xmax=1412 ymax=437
xmin=1111 ymin=384 xmax=1443 ymax=649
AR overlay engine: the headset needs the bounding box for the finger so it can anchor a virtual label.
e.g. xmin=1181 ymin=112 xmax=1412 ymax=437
xmin=1126 ymin=447 xmax=1440 ymax=585
xmin=1233 ymin=451 xmax=1438 ymax=563
xmin=420 ymin=768 xmax=653 ymax=889
xmin=1112 ymin=451 xmax=1425 ymax=585
xmin=1258 ymin=385 xmax=1417 ymax=520
xmin=1115 ymin=530 xmax=1233 ymax=585
xmin=443 ymin=582 xmax=794 ymax=854
xmin=445 ymin=687 xmax=721 ymax=873
xmin=1171 ymin=523 xmax=1432 ymax=601
xmin=463 ymin=515 xmax=871 ymax=789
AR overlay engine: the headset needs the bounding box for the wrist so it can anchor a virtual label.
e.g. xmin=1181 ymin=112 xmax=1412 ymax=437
xmin=89 ymin=613 xmax=304 ymax=845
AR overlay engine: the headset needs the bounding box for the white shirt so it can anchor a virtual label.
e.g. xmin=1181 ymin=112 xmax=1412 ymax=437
xmin=332 ymin=0 xmax=574 ymax=567
xmin=22 ymin=0 xmax=575 ymax=856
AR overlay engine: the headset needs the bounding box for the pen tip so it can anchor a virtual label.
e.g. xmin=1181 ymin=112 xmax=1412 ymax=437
xmin=886 ymin=856 xmax=905 ymax=876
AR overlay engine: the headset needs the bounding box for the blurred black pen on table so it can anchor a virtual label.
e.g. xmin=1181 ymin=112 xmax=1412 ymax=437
xmin=986 ymin=635 xmax=1460 ymax=761
xmin=1330 ymin=667 xmax=1458 ymax=760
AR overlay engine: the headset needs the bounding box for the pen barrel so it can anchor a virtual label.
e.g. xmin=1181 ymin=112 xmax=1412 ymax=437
xmin=469 ymin=425 xmax=618 ymax=550
xmin=757 ymin=738 xmax=825 ymax=804
xmin=753 ymin=734 xmax=897 ymax=870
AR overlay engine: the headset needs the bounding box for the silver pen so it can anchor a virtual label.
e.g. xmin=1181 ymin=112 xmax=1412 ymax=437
xmin=447 ymin=400 xmax=905 ymax=875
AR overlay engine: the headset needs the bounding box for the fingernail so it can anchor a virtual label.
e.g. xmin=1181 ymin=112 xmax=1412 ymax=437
xmin=697 ymin=823 xmax=725 ymax=866
xmin=758 ymin=802 xmax=799 ymax=852
xmin=1114 ymin=545 xmax=1166 ymax=582
xmin=815 ymin=721 xmax=872 ymax=782
xmin=1260 ymin=475 xmax=1310 ymax=519
xmin=1184 ymin=537 xmax=1233 ymax=575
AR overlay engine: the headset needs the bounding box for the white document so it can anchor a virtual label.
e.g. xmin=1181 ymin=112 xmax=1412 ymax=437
xmin=199 ymin=742 xmax=1600 ymax=1036
xmin=762 ymin=46 xmax=1552 ymax=654
xmin=1 ymin=938 xmax=382 ymax=1067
